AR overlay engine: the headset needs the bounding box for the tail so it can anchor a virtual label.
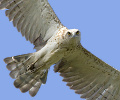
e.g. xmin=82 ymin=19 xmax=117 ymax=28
xmin=4 ymin=53 xmax=48 ymax=97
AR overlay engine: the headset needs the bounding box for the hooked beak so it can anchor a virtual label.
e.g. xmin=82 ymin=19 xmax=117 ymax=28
xmin=72 ymin=35 xmax=78 ymax=38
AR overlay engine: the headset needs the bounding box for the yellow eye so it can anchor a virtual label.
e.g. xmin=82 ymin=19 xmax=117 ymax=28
xmin=67 ymin=32 xmax=71 ymax=35
xmin=76 ymin=31 xmax=80 ymax=35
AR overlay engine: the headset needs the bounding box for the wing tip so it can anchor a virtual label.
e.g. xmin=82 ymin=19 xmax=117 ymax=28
xmin=4 ymin=57 xmax=13 ymax=64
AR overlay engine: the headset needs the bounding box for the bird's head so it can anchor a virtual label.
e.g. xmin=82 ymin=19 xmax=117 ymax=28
xmin=64 ymin=29 xmax=81 ymax=44
xmin=55 ymin=27 xmax=81 ymax=47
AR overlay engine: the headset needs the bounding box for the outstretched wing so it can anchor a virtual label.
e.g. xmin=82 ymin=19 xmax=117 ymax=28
xmin=0 ymin=0 xmax=63 ymax=50
xmin=54 ymin=45 xmax=120 ymax=100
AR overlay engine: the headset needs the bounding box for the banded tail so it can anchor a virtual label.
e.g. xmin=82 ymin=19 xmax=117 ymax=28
xmin=4 ymin=53 xmax=48 ymax=97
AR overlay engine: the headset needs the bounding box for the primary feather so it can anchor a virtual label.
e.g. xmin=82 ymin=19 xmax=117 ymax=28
xmin=0 ymin=0 xmax=63 ymax=50
xmin=55 ymin=45 xmax=120 ymax=100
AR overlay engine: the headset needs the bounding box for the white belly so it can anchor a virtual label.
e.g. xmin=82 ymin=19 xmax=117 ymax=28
xmin=34 ymin=42 xmax=66 ymax=70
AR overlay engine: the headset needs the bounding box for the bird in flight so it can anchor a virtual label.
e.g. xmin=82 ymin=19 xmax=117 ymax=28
xmin=0 ymin=0 xmax=120 ymax=100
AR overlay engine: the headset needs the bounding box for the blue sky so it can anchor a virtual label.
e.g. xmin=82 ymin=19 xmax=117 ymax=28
xmin=0 ymin=0 xmax=120 ymax=100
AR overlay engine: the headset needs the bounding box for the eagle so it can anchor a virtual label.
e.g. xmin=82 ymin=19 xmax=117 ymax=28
xmin=0 ymin=0 xmax=120 ymax=100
